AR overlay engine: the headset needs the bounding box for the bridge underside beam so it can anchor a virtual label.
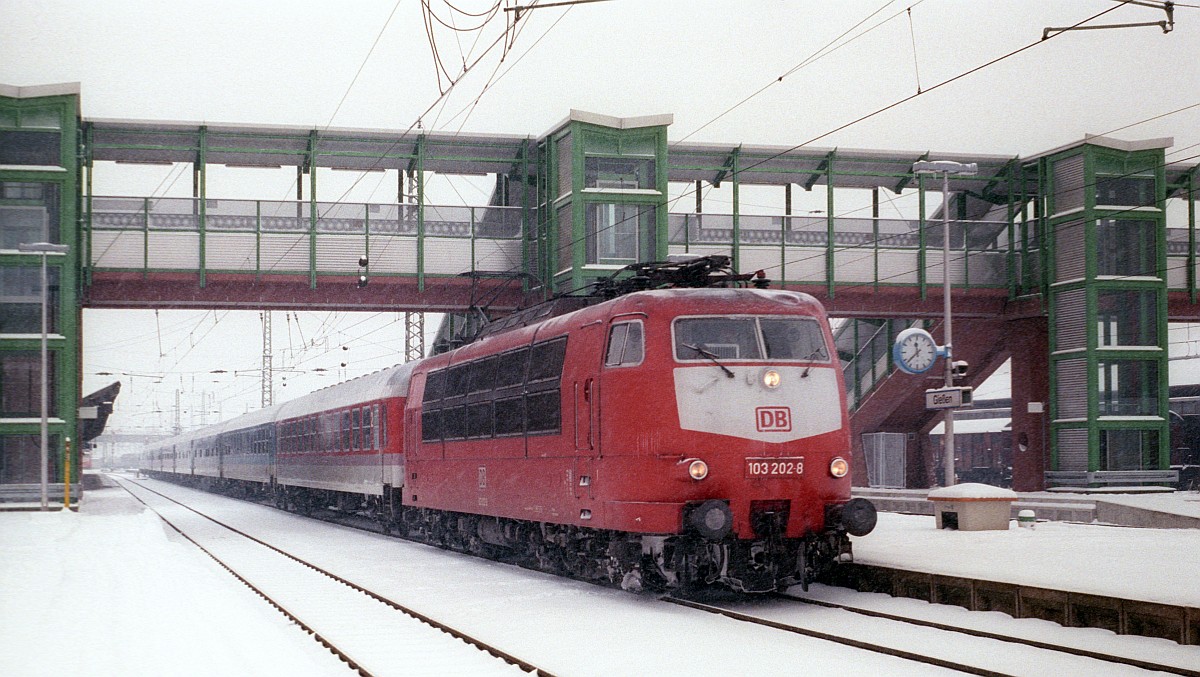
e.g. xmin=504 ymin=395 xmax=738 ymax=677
xmin=780 ymin=283 xmax=1020 ymax=319
xmin=83 ymin=273 xmax=527 ymax=313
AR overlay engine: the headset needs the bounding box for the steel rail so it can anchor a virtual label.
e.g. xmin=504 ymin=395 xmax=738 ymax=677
xmin=116 ymin=477 xmax=553 ymax=677
xmin=777 ymin=592 xmax=1200 ymax=677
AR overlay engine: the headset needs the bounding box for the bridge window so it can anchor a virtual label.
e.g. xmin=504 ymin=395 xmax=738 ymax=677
xmin=1098 ymin=359 xmax=1158 ymax=416
xmin=585 ymin=156 xmax=655 ymax=190
xmin=1097 ymin=219 xmax=1157 ymax=278
xmin=1 ymin=352 xmax=56 ymax=418
xmin=1095 ymin=175 xmax=1154 ymax=207
xmin=1 ymin=264 xmax=61 ymax=335
xmin=0 ymin=131 xmax=60 ymax=166
xmin=2 ymin=183 xmax=59 ymax=247
xmin=1097 ymin=290 xmax=1158 ymax=347
xmin=1101 ymin=428 xmax=1159 ymax=471
xmin=586 ymin=203 xmax=655 ymax=265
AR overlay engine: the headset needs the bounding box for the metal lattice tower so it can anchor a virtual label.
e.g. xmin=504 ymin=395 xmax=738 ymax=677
xmin=405 ymin=312 xmax=425 ymax=362
xmin=261 ymin=311 xmax=273 ymax=407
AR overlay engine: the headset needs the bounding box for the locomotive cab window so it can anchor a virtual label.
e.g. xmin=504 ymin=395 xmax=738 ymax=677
xmin=605 ymin=320 xmax=644 ymax=367
xmin=673 ymin=316 xmax=829 ymax=362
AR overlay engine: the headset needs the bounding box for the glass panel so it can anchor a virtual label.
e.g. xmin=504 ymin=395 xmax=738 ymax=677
xmin=0 ymin=130 xmax=60 ymax=166
xmin=1101 ymin=429 xmax=1159 ymax=470
xmin=468 ymin=357 xmax=496 ymax=394
xmin=525 ymin=390 xmax=561 ymax=433
xmin=760 ymin=318 xmax=829 ymax=361
xmin=19 ymin=107 xmax=62 ymax=129
xmin=1098 ymin=359 xmax=1158 ymax=416
xmin=494 ymin=397 xmax=524 ymax=436
xmin=424 ymin=370 xmax=446 ymax=401
xmin=0 ymin=434 xmax=60 ymax=484
xmin=0 ymin=266 xmax=61 ymax=333
xmin=494 ymin=348 xmax=529 ymax=388
xmin=623 ymin=322 xmax=644 ymax=365
xmin=586 ymin=203 xmax=655 ymax=265
xmin=604 ymin=323 xmax=629 ymax=367
xmin=1097 ymin=219 xmax=1157 ymax=277
xmin=1095 ymin=175 xmax=1154 ymax=207
xmin=1 ymin=352 xmax=55 ymax=417
xmin=674 ymin=318 xmax=761 ymax=360
xmin=528 ymin=338 xmax=567 ymax=382
xmin=467 ymin=402 xmax=493 ymax=438
xmin=1 ymin=182 xmax=59 ymax=246
xmin=584 ymin=156 xmax=655 ymax=190
xmin=1097 ymin=289 xmax=1159 ymax=347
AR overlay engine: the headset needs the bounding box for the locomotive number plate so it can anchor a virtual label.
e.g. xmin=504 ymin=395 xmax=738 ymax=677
xmin=745 ymin=457 xmax=804 ymax=478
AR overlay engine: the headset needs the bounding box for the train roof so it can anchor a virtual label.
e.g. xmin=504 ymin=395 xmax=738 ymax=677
xmin=276 ymin=360 xmax=417 ymax=420
xmin=144 ymin=361 xmax=419 ymax=450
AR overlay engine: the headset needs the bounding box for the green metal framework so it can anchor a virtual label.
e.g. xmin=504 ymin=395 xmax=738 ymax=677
xmin=0 ymin=85 xmax=81 ymax=501
xmin=1042 ymin=140 xmax=1171 ymax=485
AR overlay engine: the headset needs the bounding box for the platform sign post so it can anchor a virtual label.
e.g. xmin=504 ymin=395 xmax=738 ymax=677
xmin=912 ymin=161 xmax=976 ymax=486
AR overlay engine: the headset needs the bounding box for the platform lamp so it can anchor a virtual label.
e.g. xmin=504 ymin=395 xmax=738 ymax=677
xmin=17 ymin=242 xmax=70 ymax=510
xmin=911 ymin=161 xmax=976 ymax=486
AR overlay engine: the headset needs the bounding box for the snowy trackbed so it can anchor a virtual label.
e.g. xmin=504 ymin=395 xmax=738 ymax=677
xmin=116 ymin=477 xmax=548 ymax=677
xmin=666 ymin=594 xmax=1200 ymax=677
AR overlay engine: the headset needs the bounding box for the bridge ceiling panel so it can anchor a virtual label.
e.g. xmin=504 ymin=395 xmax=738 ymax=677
xmin=88 ymin=120 xmax=530 ymax=174
xmin=669 ymin=141 xmax=1014 ymax=192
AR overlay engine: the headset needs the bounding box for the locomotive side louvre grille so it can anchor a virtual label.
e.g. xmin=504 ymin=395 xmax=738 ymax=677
xmin=1057 ymin=428 xmax=1089 ymax=471
xmin=1055 ymin=358 xmax=1088 ymax=420
xmin=421 ymin=336 xmax=567 ymax=442
xmin=1054 ymin=289 xmax=1087 ymax=350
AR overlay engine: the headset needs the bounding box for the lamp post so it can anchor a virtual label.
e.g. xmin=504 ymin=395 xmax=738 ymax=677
xmin=17 ymin=242 xmax=70 ymax=510
xmin=912 ymin=161 xmax=976 ymax=486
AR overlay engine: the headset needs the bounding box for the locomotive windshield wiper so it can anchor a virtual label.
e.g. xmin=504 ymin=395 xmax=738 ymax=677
xmin=683 ymin=343 xmax=734 ymax=378
xmin=800 ymin=347 xmax=827 ymax=378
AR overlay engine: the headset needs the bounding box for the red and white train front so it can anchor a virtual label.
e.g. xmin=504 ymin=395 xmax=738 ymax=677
xmin=407 ymin=287 xmax=876 ymax=593
xmin=585 ymin=289 xmax=875 ymax=591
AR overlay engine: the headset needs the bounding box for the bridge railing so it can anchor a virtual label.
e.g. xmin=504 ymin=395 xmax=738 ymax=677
xmin=84 ymin=197 xmax=524 ymax=282
xmin=668 ymin=213 xmax=1011 ymax=288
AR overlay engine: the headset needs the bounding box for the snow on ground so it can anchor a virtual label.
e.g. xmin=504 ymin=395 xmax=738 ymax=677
xmin=0 ymin=487 xmax=353 ymax=677
xmin=3 ymin=477 xmax=1200 ymax=676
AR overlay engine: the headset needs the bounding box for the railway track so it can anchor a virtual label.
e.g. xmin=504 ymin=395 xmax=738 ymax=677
xmin=115 ymin=477 xmax=551 ymax=677
xmin=665 ymin=594 xmax=1200 ymax=677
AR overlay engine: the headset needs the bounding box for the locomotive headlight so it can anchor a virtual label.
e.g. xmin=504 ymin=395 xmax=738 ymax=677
xmin=688 ymin=459 xmax=709 ymax=481
xmin=762 ymin=369 xmax=782 ymax=389
xmin=829 ymin=457 xmax=849 ymax=478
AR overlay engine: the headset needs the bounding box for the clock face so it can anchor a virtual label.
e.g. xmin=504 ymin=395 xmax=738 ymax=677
xmin=893 ymin=328 xmax=938 ymax=374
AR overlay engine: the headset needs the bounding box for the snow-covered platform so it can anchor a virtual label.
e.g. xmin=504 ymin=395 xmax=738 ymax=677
xmin=854 ymin=486 xmax=1200 ymax=528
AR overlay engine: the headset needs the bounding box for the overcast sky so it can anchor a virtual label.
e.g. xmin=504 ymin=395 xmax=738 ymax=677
xmin=3 ymin=0 xmax=1199 ymax=433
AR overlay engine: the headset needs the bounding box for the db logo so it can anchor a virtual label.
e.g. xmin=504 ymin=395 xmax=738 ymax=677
xmin=756 ymin=406 xmax=792 ymax=432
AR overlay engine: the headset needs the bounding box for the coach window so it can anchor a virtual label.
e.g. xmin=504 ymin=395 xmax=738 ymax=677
xmin=362 ymin=406 xmax=373 ymax=450
xmin=341 ymin=411 xmax=352 ymax=451
xmin=370 ymin=405 xmax=379 ymax=449
xmin=379 ymin=404 xmax=387 ymax=447
xmin=494 ymin=348 xmax=530 ymax=388
xmin=605 ymin=321 xmax=644 ymax=367
xmin=468 ymin=356 xmax=496 ymax=394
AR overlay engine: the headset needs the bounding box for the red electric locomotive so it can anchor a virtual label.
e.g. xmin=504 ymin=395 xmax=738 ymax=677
xmin=143 ymin=256 xmax=876 ymax=593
